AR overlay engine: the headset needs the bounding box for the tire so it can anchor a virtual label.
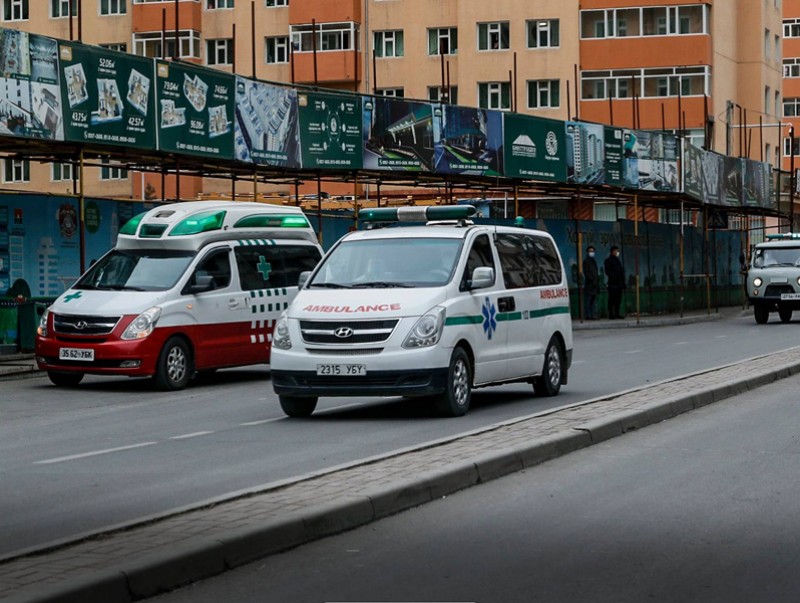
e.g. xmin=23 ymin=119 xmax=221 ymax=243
xmin=279 ymin=395 xmax=318 ymax=417
xmin=754 ymin=304 xmax=770 ymax=324
xmin=533 ymin=338 xmax=563 ymax=397
xmin=779 ymin=306 xmax=793 ymax=323
xmin=47 ymin=370 xmax=84 ymax=387
xmin=153 ymin=337 xmax=192 ymax=391
xmin=434 ymin=347 xmax=472 ymax=417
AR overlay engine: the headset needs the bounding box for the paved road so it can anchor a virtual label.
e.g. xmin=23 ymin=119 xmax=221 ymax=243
xmin=152 ymin=373 xmax=800 ymax=603
xmin=1 ymin=311 xmax=797 ymax=555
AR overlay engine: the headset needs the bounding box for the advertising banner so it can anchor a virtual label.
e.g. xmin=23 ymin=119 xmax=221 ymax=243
xmin=156 ymin=61 xmax=234 ymax=159
xmin=742 ymin=158 xmax=771 ymax=208
xmin=234 ymin=77 xmax=300 ymax=167
xmin=59 ymin=42 xmax=155 ymax=148
xmin=503 ymin=113 xmax=567 ymax=181
xmin=603 ymin=127 xmax=624 ymax=188
xmin=683 ymin=142 xmax=704 ymax=201
xmin=700 ymin=151 xmax=724 ymax=205
xmin=298 ymin=91 xmax=362 ymax=169
xmin=363 ymin=97 xmax=434 ymax=172
xmin=434 ymin=105 xmax=503 ymax=177
xmin=721 ymin=156 xmax=743 ymax=206
xmin=565 ymin=121 xmax=605 ymax=185
xmin=0 ymin=29 xmax=63 ymax=140
xmin=633 ymin=131 xmax=679 ymax=192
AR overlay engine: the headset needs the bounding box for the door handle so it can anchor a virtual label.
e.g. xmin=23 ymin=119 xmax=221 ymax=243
xmin=228 ymin=298 xmax=240 ymax=309
xmin=498 ymin=296 xmax=515 ymax=312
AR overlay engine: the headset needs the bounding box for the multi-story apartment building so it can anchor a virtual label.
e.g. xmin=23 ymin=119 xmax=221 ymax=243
xmin=0 ymin=0 xmax=786 ymax=212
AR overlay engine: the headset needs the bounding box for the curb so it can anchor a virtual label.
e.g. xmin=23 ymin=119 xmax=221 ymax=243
xmin=5 ymin=351 xmax=800 ymax=603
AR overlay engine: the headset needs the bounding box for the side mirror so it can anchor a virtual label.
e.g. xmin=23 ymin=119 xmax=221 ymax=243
xmin=469 ymin=266 xmax=495 ymax=290
xmin=189 ymin=274 xmax=215 ymax=294
xmin=298 ymin=271 xmax=312 ymax=288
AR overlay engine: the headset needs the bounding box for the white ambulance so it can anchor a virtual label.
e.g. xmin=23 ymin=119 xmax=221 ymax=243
xmin=35 ymin=201 xmax=322 ymax=390
xmin=270 ymin=205 xmax=573 ymax=417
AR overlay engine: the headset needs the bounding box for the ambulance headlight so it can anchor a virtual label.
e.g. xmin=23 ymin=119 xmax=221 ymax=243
xmin=403 ymin=306 xmax=445 ymax=349
xmin=37 ymin=308 xmax=49 ymax=337
xmin=753 ymin=277 xmax=763 ymax=287
xmin=121 ymin=306 xmax=161 ymax=340
xmin=272 ymin=314 xmax=292 ymax=350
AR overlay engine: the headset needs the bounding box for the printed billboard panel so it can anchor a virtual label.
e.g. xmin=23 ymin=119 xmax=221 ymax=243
xmin=603 ymin=127 xmax=624 ymax=188
xmin=363 ymin=97 xmax=434 ymax=171
xmin=434 ymin=105 xmax=503 ymax=177
xmin=0 ymin=30 xmax=63 ymax=140
xmin=234 ymin=77 xmax=300 ymax=167
xmin=720 ymin=156 xmax=743 ymax=206
xmin=632 ymin=131 xmax=679 ymax=192
xmin=298 ymin=91 xmax=362 ymax=169
xmin=59 ymin=42 xmax=155 ymax=148
xmin=503 ymin=113 xmax=567 ymax=181
xmin=565 ymin=121 xmax=606 ymax=185
xmin=742 ymin=158 xmax=771 ymax=208
xmin=701 ymin=151 xmax=724 ymax=205
xmin=683 ymin=142 xmax=704 ymax=201
xmin=156 ymin=61 xmax=234 ymax=159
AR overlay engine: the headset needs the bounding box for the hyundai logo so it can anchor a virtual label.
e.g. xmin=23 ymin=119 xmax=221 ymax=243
xmin=75 ymin=321 xmax=88 ymax=330
xmin=333 ymin=326 xmax=354 ymax=339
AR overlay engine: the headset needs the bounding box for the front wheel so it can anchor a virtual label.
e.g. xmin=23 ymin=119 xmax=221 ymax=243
xmin=434 ymin=347 xmax=472 ymax=417
xmin=47 ymin=370 xmax=84 ymax=387
xmin=779 ymin=306 xmax=793 ymax=323
xmin=279 ymin=396 xmax=318 ymax=417
xmin=533 ymin=338 xmax=563 ymax=397
xmin=153 ymin=337 xmax=192 ymax=391
xmin=754 ymin=304 xmax=770 ymax=324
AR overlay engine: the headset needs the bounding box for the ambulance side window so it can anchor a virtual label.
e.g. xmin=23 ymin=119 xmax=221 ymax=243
xmin=234 ymin=245 xmax=321 ymax=291
xmin=496 ymin=233 xmax=562 ymax=289
xmin=194 ymin=249 xmax=231 ymax=290
xmin=461 ymin=235 xmax=495 ymax=291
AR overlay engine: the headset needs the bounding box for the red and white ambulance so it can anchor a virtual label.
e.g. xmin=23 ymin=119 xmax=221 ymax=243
xmin=35 ymin=201 xmax=322 ymax=390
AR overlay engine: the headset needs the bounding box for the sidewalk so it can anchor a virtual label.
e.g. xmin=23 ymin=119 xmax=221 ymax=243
xmin=1 ymin=312 xmax=794 ymax=603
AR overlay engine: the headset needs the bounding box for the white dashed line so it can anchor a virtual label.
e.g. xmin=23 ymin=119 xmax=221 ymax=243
xmin=169 ymin=431 xmax=214 ymax=440
xmin=674 ymin=341 xmax=689 ymax=345
xmin=624 ymin=350 xmax=643 ymax=354
xmin=35 ymin=442 xmax=158 ymax=465
xmin=240 ymin=418 xmax=284 ymax=426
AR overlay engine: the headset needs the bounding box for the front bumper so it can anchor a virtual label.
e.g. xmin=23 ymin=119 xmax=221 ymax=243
xmin=35 ymin=332 xmax=166 ymax=377
xmin=272 ymin=367 xmax=449 ymax=397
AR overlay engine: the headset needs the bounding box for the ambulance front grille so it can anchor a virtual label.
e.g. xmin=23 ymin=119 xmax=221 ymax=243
xmin=299 ymin=319 xmax=398 ymax=344
xmin=53 ymin=313 xmax=120 ymax=336
xmin=304 ymin=348 xmax=383 ymax=356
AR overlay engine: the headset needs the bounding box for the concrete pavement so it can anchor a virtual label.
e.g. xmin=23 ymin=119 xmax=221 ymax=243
xmin=2 ymin=304 xmax=782 ymax=603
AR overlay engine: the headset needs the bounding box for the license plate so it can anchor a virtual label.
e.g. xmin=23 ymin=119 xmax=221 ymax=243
xmin=316 ymin=363 xmax=366 ymax=376
xmin=781 ymin=293 xmax=800 ymax=300
xmin=59 ymin=348 xmax=94 ymax=362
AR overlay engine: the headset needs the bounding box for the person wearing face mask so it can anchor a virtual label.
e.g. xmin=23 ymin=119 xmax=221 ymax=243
xmin=582 ymin=245 xmax=599 ymax=320
xmin=604 ymin=245 xmax=626 ymax=319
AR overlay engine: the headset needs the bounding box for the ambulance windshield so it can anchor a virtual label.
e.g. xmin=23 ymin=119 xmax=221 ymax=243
xmin=310 ymin=237 xmax=462 ymax=288
xmin=752 ymin=247 xmax=800 ymax=268
xmin=75 ymin=249 xmax=195 ymax=292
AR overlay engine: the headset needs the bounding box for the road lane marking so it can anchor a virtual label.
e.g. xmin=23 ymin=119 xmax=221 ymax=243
xmin=169 ymin=431 xmax=214 ymax=440
xmin=240 ymin=418 xmax=284 ymax=426
xmin=674 ymin=341 xmax=689 ymax=345
xmin=624 ymin=350 xmax=643 ymax=354
xmin=35 ymin=442 xmax=157 ymax=465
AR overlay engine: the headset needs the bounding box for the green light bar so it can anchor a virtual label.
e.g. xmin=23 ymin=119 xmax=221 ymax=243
xmin=168 ymin=210 xmax=227 ymax=236
xmin=233 ymin=214 xmax=310 ymax=228
xmin=359 ymin=205 xmax=476 ymax=223
xmin=766 ymin=233 xmax=800 ymax=240
xmin=119 ymin=211 xmax=148 ymax=236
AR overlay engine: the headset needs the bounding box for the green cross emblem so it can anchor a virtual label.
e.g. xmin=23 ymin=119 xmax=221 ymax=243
xmin=257 ymin=256 xmax=272 ymax=281
xmin=64 ymin=291 xmax=83 ymax=303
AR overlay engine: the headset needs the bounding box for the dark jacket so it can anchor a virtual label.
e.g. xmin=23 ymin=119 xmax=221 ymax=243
xmin=583 ymin=256 xmax=599 ymax=294
xmin=604 ymin=254 xmax=626 ymax=289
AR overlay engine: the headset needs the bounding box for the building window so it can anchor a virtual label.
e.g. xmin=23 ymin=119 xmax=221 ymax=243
xmin=100 ymin=158 xmax=128 ymax=181
xmin=265 ymin=0 xmax=286 ymax=5
xmin=784 ymin=137 xmax=800 ymax=156
xmin=784 ymin=18 xmax=800 ymax=37
xmin=765 ymin=86 xmax=771 ymax=115
xmin=376 ymin=88 xmax=404 ymax=97
xmin=527 ymin=80 xmax=560 ymax=109
xmin=784 ymin=58 xmax=800 ymax=77
xmin=265 ymin=36 xmax=288 ymax=64
xmin=3 ymin=159 xmax=29 ymax=183
xmin=582 ymin=66 xmax=709 ymax=100
xmin=658 ymin=208 xmax=695 ymax=225
xmin=374 ymin=30 xmax=404 ymax=58
xmin=775 ymin=34 xmax=780 ymax=62
xmin=51 ymin=0 xmax=77 ymax=18
xmin=477 ymin=22 xmax=509 ymax=51
xmin=765 ymin=29 xmax=771 ymax=59
xmin=100 ymin=0 xmax=126 ymax=15
xmin=290 ymin=22 xmax=357 ymax=52
xmin=478 ymin=82 xmax=511 ymax=110
xmin=428 ymin=86 xmax=458 ymax=105
xmin=428 ymin=27 xmax=457 ymax=55
xmin=535 ymin=200 xmax=568 ymax=220
xmin=52 ymin=162 xmax=74 ymax=182
xmin=133 ymin=30 xmax=201 ymax=59
xmin=206 ymin=38 xmax=233 ymax=66
xmin=207 ymin=0 xmax=233 ymax=7
xmin=3 ymin=0 xmax=28 ymax=21
xmin=527 ymin=19 xmax=559 ymax=48
xmin=593 ymin=202 xmax=626 ymax=221
xmin=582 ymin=5 xmax=707 ymax=38
xmin=100 ymin=43 xmax=127 ymax=53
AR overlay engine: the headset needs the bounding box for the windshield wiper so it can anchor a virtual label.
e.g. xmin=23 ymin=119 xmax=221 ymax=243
xmin=351 ymin=281 xmax=414 ymax=288
xmin=309 ymin=282 xmax=353 ymax=289
xmin=94 ymin=284 xmax=148 ymax=291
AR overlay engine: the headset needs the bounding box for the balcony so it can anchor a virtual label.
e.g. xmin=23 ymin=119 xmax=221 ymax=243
xmin=132 ymin=0 xmax=202 ymax=33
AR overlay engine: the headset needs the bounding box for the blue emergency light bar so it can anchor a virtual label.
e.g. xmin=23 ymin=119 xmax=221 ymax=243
xmin=359 ymin=205 xmax=476 ymax=223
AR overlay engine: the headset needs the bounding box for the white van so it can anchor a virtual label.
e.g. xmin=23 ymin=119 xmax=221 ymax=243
xmin=746 ymin=233 xmax=800 ymax=323
xmin=270 ymin=205 xmax=573 ymax=417
xmin=35 ymin=201 xmax=322 ymax=390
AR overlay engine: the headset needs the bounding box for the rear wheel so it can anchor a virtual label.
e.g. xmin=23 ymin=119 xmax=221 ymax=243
xmin=154 ymin=337 xmax=192 ymax=391
xmin=533 ymin=338 xmax=563 ymax=397
xmin=754 ymin=304 xmax=770 ymax=324
xmin=779 ymin=306 xmax=793 ymax=323
xmin=434 ymin=347 xmax=472 ymax=417
xmin=279 ymin=396 xmax=318 ymax=417
xmin=47 ymin=370 xmax=84 ymax=387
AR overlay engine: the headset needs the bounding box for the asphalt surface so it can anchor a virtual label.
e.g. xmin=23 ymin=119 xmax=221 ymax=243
xmin=4 ymin=305 xmax=800 ymax=603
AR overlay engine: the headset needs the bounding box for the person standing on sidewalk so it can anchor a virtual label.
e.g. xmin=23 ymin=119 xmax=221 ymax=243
xmin=604 ymin=245 xmax=626 ymax=319
xmin=582 ymin=245 xmax=600 ymax=320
